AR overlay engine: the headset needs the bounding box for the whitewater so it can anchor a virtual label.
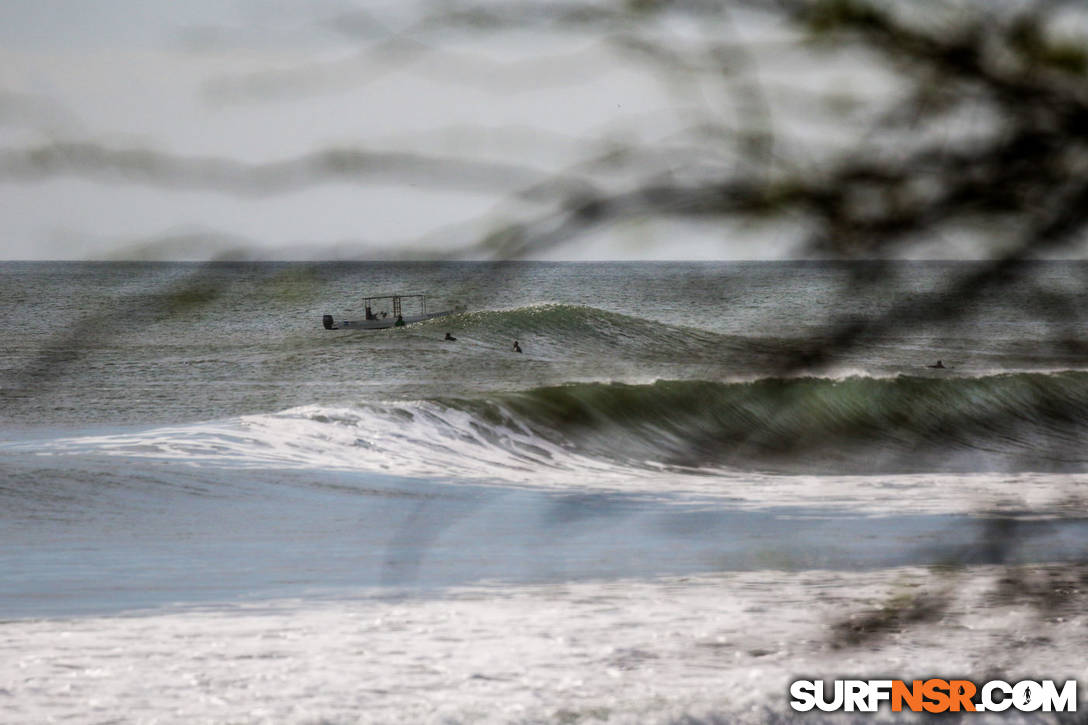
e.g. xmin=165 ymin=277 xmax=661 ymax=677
xmin=2 ymin=261 xmax=1087 ymax=723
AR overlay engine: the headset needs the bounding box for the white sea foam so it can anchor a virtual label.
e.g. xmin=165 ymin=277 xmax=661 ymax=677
xmin=13 ymin=401 xmax=1087 ymax=517
xmin=3 ymin=566 xmax=1085 ymax=724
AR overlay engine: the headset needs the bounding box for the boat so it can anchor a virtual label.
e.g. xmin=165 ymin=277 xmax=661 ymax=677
xmin=322 ymin=293 xmax=460 ymax=330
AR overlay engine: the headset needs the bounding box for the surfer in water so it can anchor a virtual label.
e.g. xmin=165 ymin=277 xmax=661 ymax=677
xmin=928 ymin=360 xmax=946 ymax=369
xmin=444 ymin=332 xmax=457 ymax=341
xmin=513 ymin=339 xmax=522 ymax=353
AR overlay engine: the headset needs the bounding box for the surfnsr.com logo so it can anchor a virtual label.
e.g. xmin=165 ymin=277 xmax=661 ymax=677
xmin=790 ymin=679 xmax=1077 ymax=713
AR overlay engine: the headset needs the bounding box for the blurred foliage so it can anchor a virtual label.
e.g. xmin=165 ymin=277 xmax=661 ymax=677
xmin=4 ymin=0 xmax=1088 ymax=655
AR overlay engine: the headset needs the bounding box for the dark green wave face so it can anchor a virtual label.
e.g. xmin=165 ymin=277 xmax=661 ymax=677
xmin=413 ymin=303 xmax=783 ymax=365
xmin=436 ymin=372 xmax=1088 ymax=474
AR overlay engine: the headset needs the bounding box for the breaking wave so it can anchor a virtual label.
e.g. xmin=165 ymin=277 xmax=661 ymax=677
xmin=29 ymin=372 xmax=1088 ymax=481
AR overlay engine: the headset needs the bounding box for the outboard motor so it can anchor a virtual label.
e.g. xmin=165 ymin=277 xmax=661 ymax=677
xmin=322 ymin=314 xmax=336 ymax=330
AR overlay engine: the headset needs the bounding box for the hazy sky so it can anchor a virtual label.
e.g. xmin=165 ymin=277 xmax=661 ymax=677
xmin=0 ymin=0 xmax=993 ymax=261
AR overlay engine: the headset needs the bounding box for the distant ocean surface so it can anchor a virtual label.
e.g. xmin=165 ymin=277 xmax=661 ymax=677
xmin=2 ymin=261 xmax=1087 ymax=722
xmin=3 ymin=260 xmax=1088 ymax=612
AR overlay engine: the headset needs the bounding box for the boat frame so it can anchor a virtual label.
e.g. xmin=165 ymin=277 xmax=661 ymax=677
xmin=323 ymin=293 xmax=455 ymax=330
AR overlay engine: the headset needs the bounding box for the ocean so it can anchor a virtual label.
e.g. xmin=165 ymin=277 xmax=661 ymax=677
xmin=2 ymin=260 xmax=1087 ymax=723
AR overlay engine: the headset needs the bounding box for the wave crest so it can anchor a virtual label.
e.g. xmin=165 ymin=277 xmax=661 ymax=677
xmin=28 ymin=372 xmax=1088 ymax=479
